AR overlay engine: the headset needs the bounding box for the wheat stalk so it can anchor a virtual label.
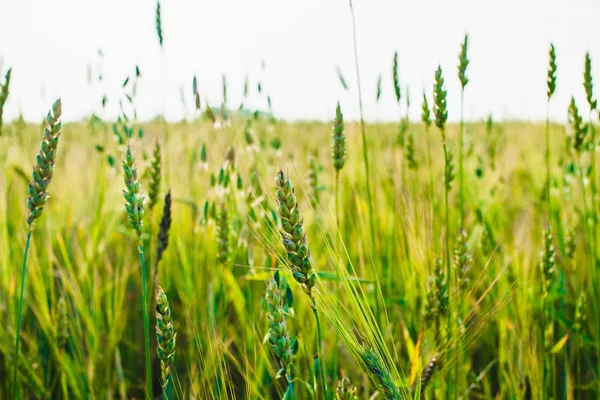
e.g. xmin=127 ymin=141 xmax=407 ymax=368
xmin=13 ymin=99 xmax=62 ymax=398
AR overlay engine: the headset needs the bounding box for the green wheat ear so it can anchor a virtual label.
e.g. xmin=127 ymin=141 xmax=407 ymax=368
xmin=540 ymin=225 xmax=555 ymax=299
xmin=433 ymin=66 xmax=448 ymax=136
xmin=458 ymin=34 xmax=470 ymax=88
xmin=275 ymin=169 xmax=316 ymax=297
xmin=361 ymin=347 xmax=402 ymax=399
xmin=421 ymin=89 xmax=432 ymax=128
xmin=568 ymin=97 xmax=586 ymax=154
xmin=156 ymin=1 xmax=163 ymax=47
xmin=27 ymin=98 xmax=62 ymax=231
xmin=122 ymin=144 xmax=145 ymax=241
xmin=392 ymin=51 xmax=401 ymax=104
xmin=265 ymin=273 xmax=296 ymax=385
xmin=547 ymin=44 xmax=557 ymax=100
xmin=332 ymin=102 xmax=346 ymax=171
xmin=148 ymin=140 xmax=162 ymax=211
xmin=155 ymin=286 xmax=176 ymax=392
xmin=0 ymin=67 xmax=12 ymax=136
xmin=584 ymin=52 xmax=597 ymax=111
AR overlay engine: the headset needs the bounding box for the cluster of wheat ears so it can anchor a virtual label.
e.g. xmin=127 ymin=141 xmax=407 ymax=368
xmin=2 ymin=2 xmax=600 ymax=400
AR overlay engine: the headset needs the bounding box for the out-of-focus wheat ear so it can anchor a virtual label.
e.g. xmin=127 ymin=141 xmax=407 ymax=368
xmin=421 ymin=89 xmax=432 ymax=128
xmin=0 ymin=67 xmax=12 ymax=136
xmin=27 ymin=98 xmax=62 ymax=231
xmin=457 ymin=34 xmax=470 ymax=88
xmin=122 ymin=145 xmax=145 ymax=241
xmin=332 ymin=102 xmax=346 ymax=172
xmin=362 ymin=347 xmax=402 ymax=399
xmin=547 ymin=44 xmax=557 ymax=100
xmin=155 ymin=190 xmax=172 ymax=271
xmin=56 ymin=296 xmax=69 ymax=349
xmin=156 ymin=1 xmax=163 ymax=47
xmin=415 ymin=352 xmax=440 ymax=396
xmin=216 ymin=203 xmax=230 ymax=264
xmin=433 ymin=66 xmax=448 ymax=137
xmin=148 ymin=140 xmax=162 ymax=211
xmin=568 ymin=97 xmax=586 ymax=154
xmin=584 ymin=52 xmax=597 ymax=111
xmin=376 ymin=74 xmax=382 ymax=103
xmin=540 ymin=225 xmax=556 ymax=299
xmin=155 ymin=286 xmax=176 ymax=393
xmin=393 ymin=51 xmax=401 ymax=104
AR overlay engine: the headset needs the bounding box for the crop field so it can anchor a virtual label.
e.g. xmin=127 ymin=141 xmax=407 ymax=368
xmin=1 ymin=2 xmax=600 ymax=400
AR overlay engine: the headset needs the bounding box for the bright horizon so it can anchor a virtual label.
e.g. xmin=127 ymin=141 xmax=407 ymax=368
xmin=2 ymin=0 xmax=600 ymax=123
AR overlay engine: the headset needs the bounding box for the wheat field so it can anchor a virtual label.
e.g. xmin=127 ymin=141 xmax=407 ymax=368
xmin=1 ymin=4 xmax=600 ymax=400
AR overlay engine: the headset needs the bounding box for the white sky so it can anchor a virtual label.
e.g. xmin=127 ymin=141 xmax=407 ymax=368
xmin=1 ymin=0 xmax=600 ymax=123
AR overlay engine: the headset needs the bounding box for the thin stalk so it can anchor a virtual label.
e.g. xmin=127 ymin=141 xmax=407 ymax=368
xmin=546 ymin=102 xmax=551 ymax=219
xmin=442 ymin=141 xmax=452 ymax=400
xmin=312 ymin=299 xmax=327 ymax=400
xmin=541 ymin=297 xmax=547 ymax=400
xmin=138 ymin=241 xmax=153 ymax=399
xmin=348 ymin=0 xmax=379 ymax=331
xmin=459 ymin=89 xmax=465 ymax=224
xmin=577 ymin=160 xmax=599 ymax=397
xmin=348 ymin=0 xmax=375 ymax=252
xmin=12 ymin=232 xmax=32 ymax=399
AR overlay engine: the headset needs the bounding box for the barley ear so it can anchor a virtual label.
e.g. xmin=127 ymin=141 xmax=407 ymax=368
xmin=27 ymin=99 xmax=62 ymax=232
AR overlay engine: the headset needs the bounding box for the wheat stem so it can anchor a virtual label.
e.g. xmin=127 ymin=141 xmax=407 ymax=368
xmin=12 ymin=232 xmax=31 ymax=399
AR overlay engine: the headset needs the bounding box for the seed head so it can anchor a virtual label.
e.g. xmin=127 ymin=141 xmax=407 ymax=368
xmin=547 ymin=44 xmax=557 ymax=100
xmin=156 ymin=191 xmax=172 ymax=267
xmin=405 ymin=132 xmax=418 ymax=170
xmin=275 ymin=169 xmax=316 ymax=297
xmin=433 ymin=66 xmax=448 ymax=134
xmin=421 ymin=90 xmax=432 ymax=128
xmin=574 ymin=292 xmax=586 ymax=336
xmin=56 ymin=296 xmax=69 ymax=349
xmin=540 ymin=225 xmax=555 ymax=298
xmin=148 ymin=140 xmax=162 ymax=211
xmin=568 ymin=97 xmax=587 ymax=154
xmin=155 ymin=286 xmax=176 ymax=391
xmin=156 ymin=1 xmax=163 ymax=47
xmin=584 ymin=52 xmax=597 ymax=111
xmin=393 ymin=51 xmax=401 ymax=104
xmin=362 ymin=347 xmax=402 ymax=400
xmin=332 ymin=102 xmax=346 ymax=172
xmin=122 ymin=145 xmax=145 ymax=241
xmin=265 ymin=274 xmax=295 ymax=379
xmin=0 ymin=67 xmax=12 ymax=136
xmin=27 ymin=99 xmax=62 ymax=231
xmin=458 ymin=34 xmax=470 ymax=88
xmin=454 ymin=228 xmax=472 ymax=290
xmin=216 ymin=203 xmax=230 ymax=264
